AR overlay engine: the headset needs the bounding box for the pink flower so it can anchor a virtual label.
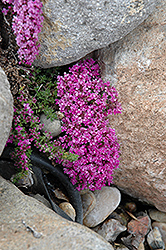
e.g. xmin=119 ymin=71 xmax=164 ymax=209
xmin=56 ymin=59 xmax=122 ymax=191
xmin=2 ymin=0 xmax=44 ymax=65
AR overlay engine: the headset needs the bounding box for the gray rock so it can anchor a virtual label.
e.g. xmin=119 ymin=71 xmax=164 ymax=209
xmin=98 ymin=0 xmax=166 ymax=212
xmin=30 ymin=193 xmax=52 ymax=209
xmin=83 ymin=186 xmax=121 ymax=227
xmin=34 ymin=0 xmax=156 ymax=68
xmin=92 ymin=218 xmax=127 ymax=242
xmin=149 ymin=209 xmax=166 ymax=223
xmin=0 ymin=67 xmax=13 ymax=156
xmin=40 ymin=113 xmax=62 ymax=137
xmin=81 ymin=190 xmax=96 ymax=219
xmin=0 ymin=176 xmax=114 ymax=250
xmin=147 ymin=227 xmax=165 ymax=250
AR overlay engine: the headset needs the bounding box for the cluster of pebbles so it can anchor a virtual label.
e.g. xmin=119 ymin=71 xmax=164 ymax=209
xmin=28 ymin=179 xmax=166 ymax=250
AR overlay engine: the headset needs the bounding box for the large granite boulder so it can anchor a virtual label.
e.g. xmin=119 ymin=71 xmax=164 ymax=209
xmin=0 ymin=67 xmax=13 ymax=156
xmin=0 ymin=176 xmax=114 ymax=250
xmin=99 ymin=0 xmax=166 ymax=212
xmin=34 ymin=0 xmax=156 ymax=68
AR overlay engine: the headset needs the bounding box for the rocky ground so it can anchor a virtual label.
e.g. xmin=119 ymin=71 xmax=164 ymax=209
xmin=0 ymin=4 xmax=166 ymax=250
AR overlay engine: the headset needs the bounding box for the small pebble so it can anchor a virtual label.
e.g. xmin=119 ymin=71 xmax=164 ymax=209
xmin=40 ymin=113 xmax=61 ymax=137
xmin=53 ymin=188 xmax=69 ymax=202
xmin=125 ymin=202 xmax=137 ymax=212
xmin=92 ymin=218 xmax=127 ymax=242
xmin=59 ymin=202 xmax=76 ymax=221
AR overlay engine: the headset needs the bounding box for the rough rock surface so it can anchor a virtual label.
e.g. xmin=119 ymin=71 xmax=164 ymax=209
xmin=0 ymin=176 xmax=114 ymax=250
xmin=92 ymin=218 xmax=127 ymax=242
xmin=34 ymin=0 xmax=156 ymax=68
xmin=99 ymin=0 xmax=166 ymax=211
xmin=0 ymin=67 xmax=13 ymax=156
xmin=152 ymin=222 xmax=166 ymax=247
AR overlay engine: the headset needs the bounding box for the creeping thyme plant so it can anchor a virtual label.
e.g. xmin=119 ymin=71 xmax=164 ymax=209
xmin=2 ymin=1 xmax=122 ymax=190
xmin=2 ymin=0 xmax=44 ymax=65
xmin=7 ymin=69 xmax=78 ymax=181
xmin=56 ymin=59 xmax=122 ymax=191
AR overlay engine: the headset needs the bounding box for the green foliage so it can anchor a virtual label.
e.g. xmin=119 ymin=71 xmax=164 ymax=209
xmin=7 ymin=66 xmax=79 ymax=184
xmin=27 ymin=66 xmax=60 ymax=121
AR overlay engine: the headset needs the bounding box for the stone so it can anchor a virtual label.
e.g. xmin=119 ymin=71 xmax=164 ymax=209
xmin=0 ymin=67 xmax=13 ymax=156
xmin=99 ymin=0 xmax=166 ymax=212
xmin=108 ymin=211 xmax=130 ymax=227
xmin=149 ymin=209 xmax=166 ymax=223
xmin=116 ymin=245 xmax=130 ymax=250
xmin=152 ymin=222 xmax=166 ymax=247
xmin=83 ymin=186 xmax=121 ymax=227
xmin=92 ymin=218 xmax=127 ymax=242
xmin=53 ymin=188 xmax=69 ymax=202
xmin=138 ymin=241 xmax=145 ymax=250
xmin=124 ymin=202 xmax=137 ymax=213
xmin=0 ymin=176 xmax=114 ymax=250
xmin=40 ymin=113 xmax=62 ymax=137
xmin=10 ymin=169 xmax=34 ymax=188
xmin=122 ymin=235 xmax=145 ymax=250
xmin=59 ymin=202 xmax=76 ymax=221
xmin=127 ymin=214 xmax=151 ymax=237
xmin=30 ymin=193 xmax=52 ymax=209
xmin=125 ymin=214 xmax=151 ymax=249
xmin=147 ymin=227 xmax=165 ymax=250
xmin=81 ymin=190 xmax=96 ymax=218
xmin=34 ymin=0 xmax=156 ymax=68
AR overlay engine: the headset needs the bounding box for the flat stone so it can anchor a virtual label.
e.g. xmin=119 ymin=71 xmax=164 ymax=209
xmin=149 ymin=209 xmax=166 ymax=223
xmin=81 ymin=191 xmax=96 ymax=219
xmin=83 ymin=186 xmax=121 ymax=227
xmin=127 ymin=214 xmax=151 ymax=237
xmin=0 ymin=176 xmax=114 ymax=250
xmin=0 ymin=67 xmax=13 ymax=156
xmin=34 ymin=0 xmax=156 ymax=67
xmin=59 ymin=202 xmax=76 ymax=221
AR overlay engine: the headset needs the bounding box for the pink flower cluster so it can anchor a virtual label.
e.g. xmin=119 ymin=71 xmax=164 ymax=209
xmin=6 ymin=91 xmax=74 ymax=171
xmin=56 ymin=59 xmax=122 ymax=191
xmin=7 ymin=92 xmax=43 ymax=170
xmin=2 ymin=0 xmax=44 ymax=65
